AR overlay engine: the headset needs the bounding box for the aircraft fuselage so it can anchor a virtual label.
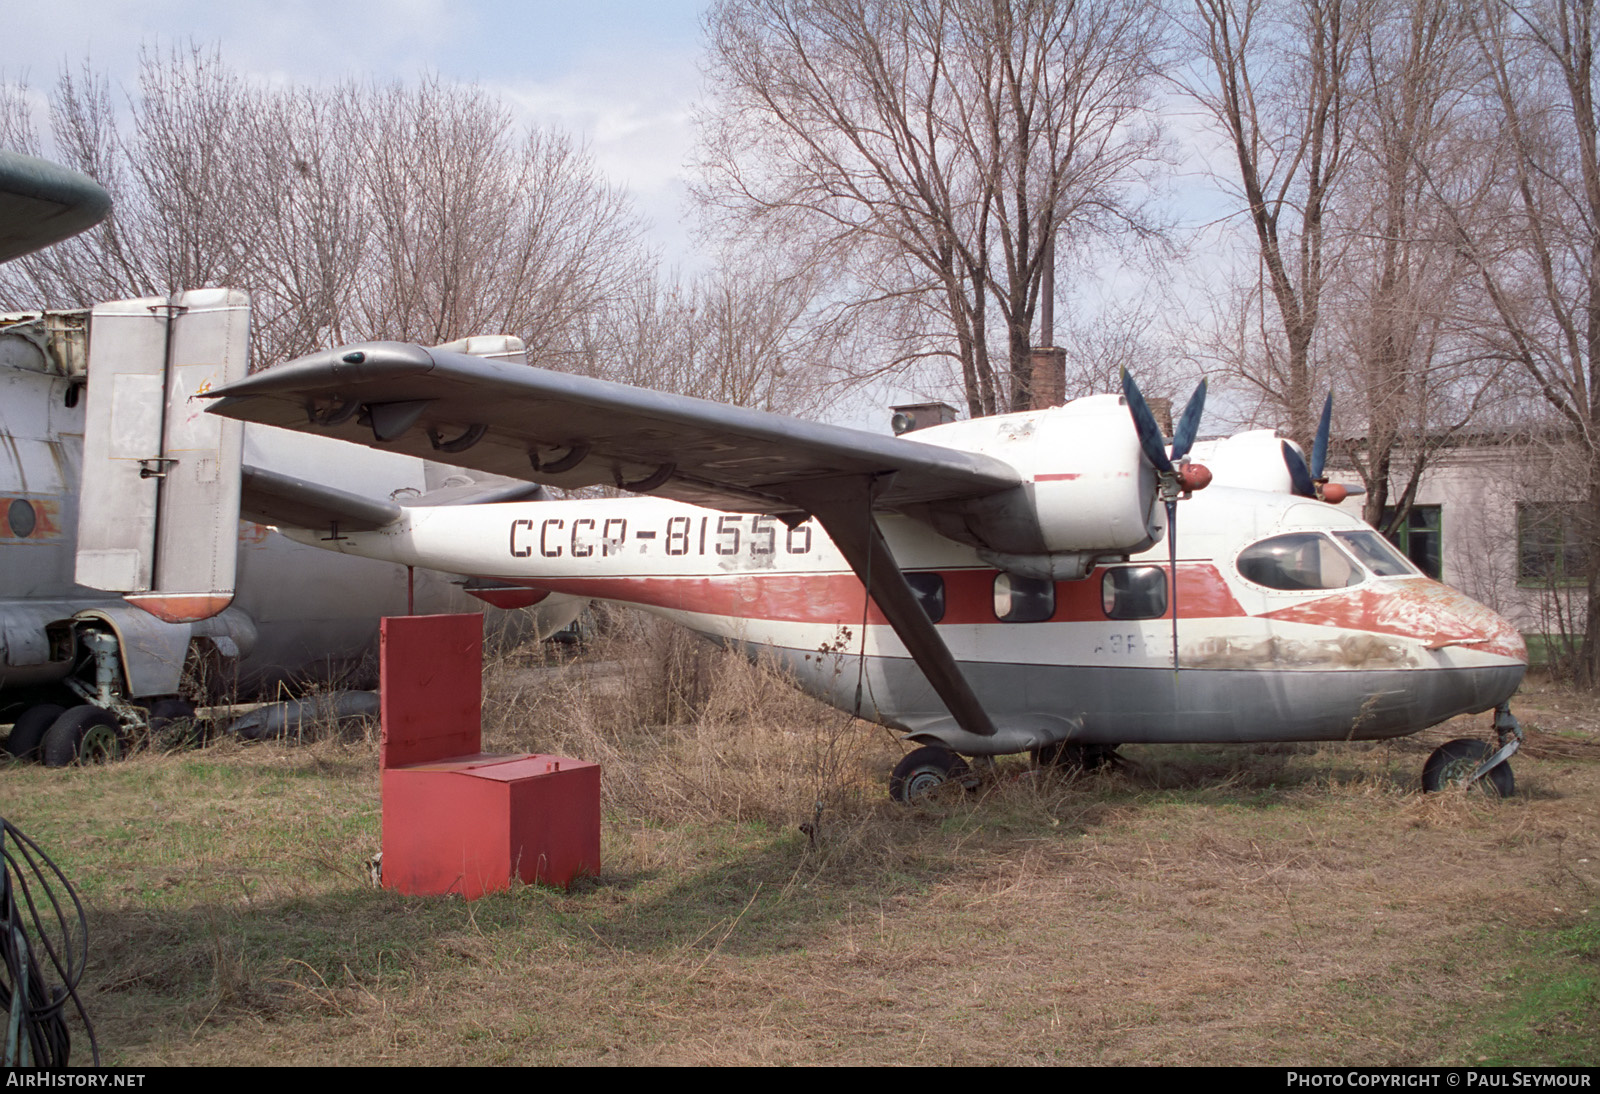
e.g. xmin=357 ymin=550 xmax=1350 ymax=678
xmin=284 ymin=485 xmax=1526 ymax=755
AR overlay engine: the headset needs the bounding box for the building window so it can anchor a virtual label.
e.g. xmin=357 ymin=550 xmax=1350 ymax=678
xmin=1518 ymin=503 xmax=1589 ymax=585
xmin=1379 ymin=505 xmax=1441 ymax=579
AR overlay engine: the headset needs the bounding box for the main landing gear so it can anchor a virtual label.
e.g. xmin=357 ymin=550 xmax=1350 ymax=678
xmin=3 ymin=698 xmax=199 ymax=768
xmin=3 ymin=703 xmax=128 ymax=766
xmin=887 ymin=741 xmax=1123 ymax=802
xmin=1421 ymin=703 xmax=1521 ymax=797
xmin=888 ymin=746 xmax=978 ymax=803
xmin=1032 ymin=741 xmax=1122 ymax=773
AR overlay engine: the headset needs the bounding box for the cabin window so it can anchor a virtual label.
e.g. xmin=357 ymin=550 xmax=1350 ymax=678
xmin=905 ymin=571 xmax=946 ymax=623
xmin=1236 ymin=533 xmax=1363 ymax=591
xmin=1518 ymin=502 xmax=1588 ymax=585
xmin=1333 ymin=530 xmax=1416 ymax=578
xmin=1102 ymin=566 xmax=1166 ymax=620
xmin=994 ymin=572 xmax=1054 ymax=622
xmin=6 ymin=498 xmax=35 ymax=539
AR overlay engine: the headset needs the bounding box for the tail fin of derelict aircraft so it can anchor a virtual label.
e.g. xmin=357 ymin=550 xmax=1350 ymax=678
xmin=74 ymin=289 xmax=251 ymax=623
xmin=74 ymin=307 xmax=543 ymax=625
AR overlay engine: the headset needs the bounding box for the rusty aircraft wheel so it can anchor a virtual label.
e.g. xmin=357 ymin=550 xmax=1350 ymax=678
xmin=39 ymin=705 xmax=124 ymax=768
xmin=3 ymin=703 xmax=65 ymax=762
xmin=1421 ymin=738 xmax=1514 ymax=797
xmin=889 ymin=746 xmax=972 ymax=803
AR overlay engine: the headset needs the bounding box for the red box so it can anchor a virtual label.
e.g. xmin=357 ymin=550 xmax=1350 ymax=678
xmin=378 ymin=614 xmax=600 ymax=897
xmin=381 ymin=754 xmax=600 ymax=897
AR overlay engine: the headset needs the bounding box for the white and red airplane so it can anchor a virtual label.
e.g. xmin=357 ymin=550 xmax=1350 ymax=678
xmin=185 ymin=341 xmax=1526 ymax=800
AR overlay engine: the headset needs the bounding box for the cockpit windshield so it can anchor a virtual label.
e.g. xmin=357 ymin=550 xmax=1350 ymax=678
xmin=1236 ymin=532 xmax=1364 ymax=591
xmin=1331 ymin=529 xmax=1418 ymax=577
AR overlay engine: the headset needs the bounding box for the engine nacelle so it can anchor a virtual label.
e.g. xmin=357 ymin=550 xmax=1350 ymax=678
xmin=903 ymin=395 xmax=1162 ymax=560
xmin=1029 ymin=396 xmax=1162 ymax=552
xmin=1187 ymin=430 xmax=1296 ymax=495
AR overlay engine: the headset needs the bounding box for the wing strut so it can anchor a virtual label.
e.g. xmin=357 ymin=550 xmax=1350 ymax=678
xmin=782 ymin=476 xmax=997 ymax=743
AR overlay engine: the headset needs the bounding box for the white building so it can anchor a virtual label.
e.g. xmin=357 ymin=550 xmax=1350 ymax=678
xmin=1335 ymin=438 xmax=1587 ymax=665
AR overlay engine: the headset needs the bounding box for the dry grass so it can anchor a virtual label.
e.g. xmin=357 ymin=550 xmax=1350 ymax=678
xmin=480 ymin=613 xmax=896 ymax=842
xmin=3 ymin=633 xmax=1597 ymax=1066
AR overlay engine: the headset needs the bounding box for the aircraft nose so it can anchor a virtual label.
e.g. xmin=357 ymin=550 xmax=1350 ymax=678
xmin=1392 ymin=579 xmax=1526 ymax=664
xmin=1400 ymin=581 xmax=1526 ymax=719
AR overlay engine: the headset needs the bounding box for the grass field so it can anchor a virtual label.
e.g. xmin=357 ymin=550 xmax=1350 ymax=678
xmin=4 ymin=623 xmax=1597 ymax=1066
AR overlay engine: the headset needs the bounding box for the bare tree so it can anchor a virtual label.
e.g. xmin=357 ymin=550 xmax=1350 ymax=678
xmin=1058 ymin=298 xmax=1184 ymax=400
xmin=240 ymin=83 xmax=371 ymax=362
xmin=0 ymin=51 xmax=647 ymax=375
xmin=1182 ymin=0 xmax=1372 ymax=450
xmin=586 ymin=255 xmax=837 ymax=414
xmin=1331 ymin=0 xmax=1507 ymax=529
xmin=348 ymin=77 xmax=644 ymax=369
xmin=1436 ymin=0 xmax=1600 ymax=683
xmin=698 ymin=0 xmax=1167 ymax=417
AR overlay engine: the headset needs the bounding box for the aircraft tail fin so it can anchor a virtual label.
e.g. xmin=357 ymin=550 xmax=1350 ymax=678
xmin=75 ymin=289 xmax=250 ymax=623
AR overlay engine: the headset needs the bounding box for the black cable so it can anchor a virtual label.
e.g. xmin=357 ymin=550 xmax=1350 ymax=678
xmin=1 ymin=816 xmax=98 ymax=1067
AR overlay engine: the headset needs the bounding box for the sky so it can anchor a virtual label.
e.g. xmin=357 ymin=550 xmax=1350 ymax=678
xmin=0 ymin=0 xmax=711 ymax=260
xmin=0 ymin=1 xmax=1250 ymax=429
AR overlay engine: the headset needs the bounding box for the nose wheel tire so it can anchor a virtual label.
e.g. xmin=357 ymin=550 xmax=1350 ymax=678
xmin=1421 ymin=738 xmax=1514 ymax=797
xmin=40 ymin=705 xmax=125 ymax=767
xmin=889 ymin=746 xmax=973 ymax=803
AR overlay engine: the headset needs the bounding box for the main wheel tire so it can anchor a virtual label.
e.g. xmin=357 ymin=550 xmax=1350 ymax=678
xmin=40 ymin=706 xmax=125 ymax=768
xmin=144 ymin=698 xmax=202 ymax=749
xmin=1033 ymin=742 xmax=1120 ymax=771
xmin=3 ymin=704 xmax=66 ymax=762
xmin=1422 ymin=738 xmax=1514 ymax=797
xmin=889 ymin=746 xmax=972 ymax=803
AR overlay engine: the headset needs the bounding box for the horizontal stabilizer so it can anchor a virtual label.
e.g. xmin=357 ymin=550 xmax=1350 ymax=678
xmin=241 ymin=465 xmax=402 ymax=532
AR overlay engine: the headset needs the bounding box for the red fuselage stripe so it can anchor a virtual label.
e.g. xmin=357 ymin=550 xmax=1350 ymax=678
xmin=500 ymin=564 xmax=1246 ymax=626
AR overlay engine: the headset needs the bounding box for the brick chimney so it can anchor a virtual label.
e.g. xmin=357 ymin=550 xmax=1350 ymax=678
xmin=1030 ymin=346 xmax=1066 ymax=408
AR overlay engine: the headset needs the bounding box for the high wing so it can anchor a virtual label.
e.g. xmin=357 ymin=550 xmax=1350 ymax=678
xmin=205 ymin=342 xmax=1023 ymax=516
xmin=0 ymin=151 xmax=111 ymax=264
xmin=207 ymin=340 xmax=1038 ymax=745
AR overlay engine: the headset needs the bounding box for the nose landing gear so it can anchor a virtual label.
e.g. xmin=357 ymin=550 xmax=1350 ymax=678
xmin=1421 ymin=703 xmax=1521 ymax=797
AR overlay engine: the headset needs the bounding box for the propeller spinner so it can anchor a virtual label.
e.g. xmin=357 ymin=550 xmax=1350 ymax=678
xmin=1121 ymin=371 xmax=1208 ymax=670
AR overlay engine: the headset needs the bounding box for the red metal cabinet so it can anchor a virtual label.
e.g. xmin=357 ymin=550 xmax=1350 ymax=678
xmin=378 ymin=614 xmax=600 ymax=897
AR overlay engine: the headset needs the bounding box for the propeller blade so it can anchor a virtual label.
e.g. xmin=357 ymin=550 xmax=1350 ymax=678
xmin=1282 ymin=440 xmax=1316 ymax=498
xmin=1121 ymin=369 xmax=1173 ymax=474
xmin=1311 ymin=392 xmax=1333 ymax=479
xmin=1167 ymin=497 xmax=1180 ymax=671
xmin=1169 ymin=379 xmax=1208 ymax=462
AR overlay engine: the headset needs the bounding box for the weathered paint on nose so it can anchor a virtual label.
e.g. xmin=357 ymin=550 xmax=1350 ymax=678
xmin=1259 ymin=577 xmax=1527 ymax=722
xmin=1389 ymin=578 xmax=1526 ymax=663
xmin=1262 ymin=578 xmax=1527 ymax=663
